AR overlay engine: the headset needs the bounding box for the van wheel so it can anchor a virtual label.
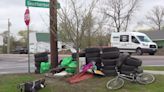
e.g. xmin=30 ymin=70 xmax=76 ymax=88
xmin=136 ymin=48 xmax=143 ymax=55
xmin=149 ymin=52 xmax=155 ymax=55
xmin=128 ymin=52 xmax=132 ymax=56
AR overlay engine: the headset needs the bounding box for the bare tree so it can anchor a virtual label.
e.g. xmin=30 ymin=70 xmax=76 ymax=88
xmin=101 ymin=0 xmax=140 ymax=32
xmin=58 ymin=0 xmax=99 ymax=72
xmin=146 ymin=6 xmax=164 ymax=31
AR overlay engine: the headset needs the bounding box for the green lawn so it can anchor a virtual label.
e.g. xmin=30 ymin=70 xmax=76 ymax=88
xmin=0 ymin=73 xmax=164 ymax=92
xmin=144 ymin=66 xmax=164 ymax=71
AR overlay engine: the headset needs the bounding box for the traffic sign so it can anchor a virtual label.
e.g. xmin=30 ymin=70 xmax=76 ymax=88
xmin=24 ymin=8 xmax=30 ymax=26
xmin=26 ymin=0 xmax=60 ymax=9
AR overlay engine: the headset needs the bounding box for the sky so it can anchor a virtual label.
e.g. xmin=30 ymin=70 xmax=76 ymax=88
xmin=0 ymin=0 xmax=164 ymax=36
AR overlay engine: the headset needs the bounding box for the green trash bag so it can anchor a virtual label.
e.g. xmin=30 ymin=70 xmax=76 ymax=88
xmin=65 ymin=61 xmax=77 ymax=73
xmin=60 ymin=57 xmax=73 ymax=67
xmin=40 ymin=62 xmax=50 ymax=73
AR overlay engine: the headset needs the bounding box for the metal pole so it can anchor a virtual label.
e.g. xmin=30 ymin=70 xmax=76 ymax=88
xmin=50 ymin=0 xmax=58 ymax=68
xmin=27 ymin=24 xmax=30 ymax=73
xmin=7 ymin=19 xmax=10 ymax=54
xmin=27 ymin=7 xmax=30 ymax=73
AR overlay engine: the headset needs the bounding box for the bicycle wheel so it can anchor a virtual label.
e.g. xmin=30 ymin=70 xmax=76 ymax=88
xmin=136 ymin=73 xmax=155 ymax=85
xmin=106 ymin=77 xmax=124 ymax=90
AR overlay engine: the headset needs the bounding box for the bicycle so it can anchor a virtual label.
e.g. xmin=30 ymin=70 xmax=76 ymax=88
xmin=106 ymin=67 xmax=155 ymax=90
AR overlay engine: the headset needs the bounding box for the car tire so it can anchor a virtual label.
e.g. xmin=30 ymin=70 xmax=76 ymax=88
xmin=102 ymin=70 xmax=117 ymax=76
xmin=120 ymin=64 xmax=137 ymax=71
xmin=35 ymin=62 xmax=41 ymax=68
xmin=34 ymin=52 xmax=48 ymax=58
xmin=125 ymin=57 xmax=142 ymax=66
xmin=102 ymin=66 xmax=115 ymax=70
xmin=85 ymin=53 xmax=100 ymax=58
xmin=101 ymin=51 xmax=120 ymax=59
xmin=136 ymin=48 xmax=143 ymax=55
xmin=85 ymin=48 xmax=100 ymax=53
xmin=149 ymin=52 xmax=155 ymax=55
xmin=79 ymin=52 xmax=85 ymax=57
xmin=35 ymin=56 xmax=49 ymax=62
xmin=102 ymin=47 xmax=119 ymax=53
xmin=117 ymin=54 xmax=130 ymax=67
xmin=86 ymin=57 xmax=101 ymax=64
xmin=101 ymin=59 xmax=118 ymax=66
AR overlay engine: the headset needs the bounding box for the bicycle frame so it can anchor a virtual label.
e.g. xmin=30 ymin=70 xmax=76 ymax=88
xmin=115 ymin=67 xmax=138 ymax=82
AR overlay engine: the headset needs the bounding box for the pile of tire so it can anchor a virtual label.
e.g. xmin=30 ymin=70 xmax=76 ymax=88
xmin=120 ymin=57 xmax=143 ymax=75
xmin=101 ymin=47 xmax=120 ymax=76
xmin=34 ymin=52 xmax=49 ymax=73
xmin=85 ymin=48 xmax=101 ymax=70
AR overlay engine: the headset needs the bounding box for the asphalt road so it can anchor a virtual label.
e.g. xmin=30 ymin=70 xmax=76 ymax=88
xmin=0 ymin=54 xmax=164 ymax=74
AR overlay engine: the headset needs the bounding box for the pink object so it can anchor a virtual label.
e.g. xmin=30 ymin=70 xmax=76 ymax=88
xmin=82 ymin=62 xmax=94 ymax=72
xmin=66 ymin=62 xmax=95 ymax=84
xmin=67 ymin=73 xmax=93 ymax=84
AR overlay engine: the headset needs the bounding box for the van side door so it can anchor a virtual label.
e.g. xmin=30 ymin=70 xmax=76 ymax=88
xmin=131 ymin=36 xmax=140 ymax=49
xmin=119 ymin=35 xmax=130 ymax=50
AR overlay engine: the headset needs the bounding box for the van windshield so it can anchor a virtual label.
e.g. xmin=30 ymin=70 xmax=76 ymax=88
xmin=137 ymin=35 xmax=152 ymax=42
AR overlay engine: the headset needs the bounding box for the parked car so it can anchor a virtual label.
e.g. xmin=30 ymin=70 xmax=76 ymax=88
xmin=12 ymin=47 xmax=28 ymax=54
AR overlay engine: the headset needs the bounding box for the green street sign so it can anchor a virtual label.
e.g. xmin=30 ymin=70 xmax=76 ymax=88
xmin=26 ymin=0 xmax=60 ymax=9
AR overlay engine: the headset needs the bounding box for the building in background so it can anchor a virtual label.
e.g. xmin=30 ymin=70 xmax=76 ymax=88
xmin=0 ymin=36 xmax=3 ymax=46
xmin=29 ymin=32 xmax=76 ymax=53
xmin=0 ymin=35 xmax=4 ymax=54
xmin=142 ymin=31 xmax=164 ymax=48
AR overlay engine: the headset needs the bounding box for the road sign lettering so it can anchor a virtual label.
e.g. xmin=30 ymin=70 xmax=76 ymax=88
xmin=26 ymin=0 xmax=60 ymax=9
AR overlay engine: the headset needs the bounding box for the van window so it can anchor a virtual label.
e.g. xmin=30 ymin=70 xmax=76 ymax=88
xmin=137 ymin=36 xmax=151 ymax=42
xmin=112 ymin=36 xmax=119 ymax=41
xmin=132 ymin=36 xmax=139 ymax=44
xmin=120 ymin=35 xmax=129 ymax=42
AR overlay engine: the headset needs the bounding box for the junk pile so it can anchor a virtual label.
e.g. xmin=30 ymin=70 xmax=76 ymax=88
xmin=84 ymin=47 xmax=143 ymax=76
xmin=85 ymin=48 xmax=101 ymax=70
xmin=119 ymin=55 xmax=143 ymax=75
xmin=46 ymin=53 xmax=104 ymax=83
xmin=101 ymin=47 xmax=120 ymax=76
xmin=36 ymin=47 xmax=143 ymax=84
xmin=34 ymin=52 xmax=50 ymax=74
xmin=48 ymin=56 xmax=77 ymax=77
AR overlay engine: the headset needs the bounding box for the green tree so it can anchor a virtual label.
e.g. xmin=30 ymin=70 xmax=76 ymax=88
xmin=18 ymin=30 xmax=28 ymax=47
xmin=1 ymin=31 xmax=17 ymax=53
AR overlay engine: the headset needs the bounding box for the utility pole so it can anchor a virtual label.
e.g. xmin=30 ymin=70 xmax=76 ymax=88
xmin=7 ymin=19 xmax=11 ymax=54
xmin=50 ymin=0 xmax=58 ymax=68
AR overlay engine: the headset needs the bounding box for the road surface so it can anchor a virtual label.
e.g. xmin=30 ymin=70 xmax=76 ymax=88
xmin=0 ymin=54 xmax=163 ymax=74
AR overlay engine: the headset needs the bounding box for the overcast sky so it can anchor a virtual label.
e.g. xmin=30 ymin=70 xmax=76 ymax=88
xmin=0 ymin=0 xmax=164 ymax=36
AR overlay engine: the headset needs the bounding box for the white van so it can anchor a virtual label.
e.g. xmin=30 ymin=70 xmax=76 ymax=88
xmin=111 ymin=32 xmax=158 ymax=55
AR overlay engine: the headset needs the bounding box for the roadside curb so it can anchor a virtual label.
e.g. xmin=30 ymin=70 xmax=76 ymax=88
xmin=144 ymin=70 xmax=164 ymax=75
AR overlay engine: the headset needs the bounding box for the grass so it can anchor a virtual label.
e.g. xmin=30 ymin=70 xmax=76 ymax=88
xmin=144 ymin=66 xmax=164 ymax=71
xmin=0 ymin=73 xmax=164 ymax=92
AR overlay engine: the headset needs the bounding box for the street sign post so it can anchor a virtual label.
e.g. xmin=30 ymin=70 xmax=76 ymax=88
xmin=26 ymin=0 xmax=60 ymax=9
xmin=24 ymin=8 xmax=31 ymax=73
xmin=25 ymin=0 xmax=60 ymax=69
